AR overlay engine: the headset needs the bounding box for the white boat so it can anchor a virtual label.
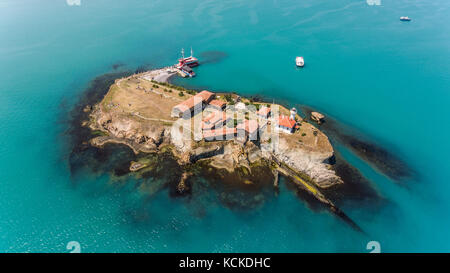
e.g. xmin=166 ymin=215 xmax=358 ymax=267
xmin=296 ymin=56 xmax=304 ymax=67
xmin=400 ymin=16 xmax=411 ymax=21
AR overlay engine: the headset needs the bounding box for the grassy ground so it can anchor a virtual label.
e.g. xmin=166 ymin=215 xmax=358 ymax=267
xmin=100 ymin=75 xmax=194 ymax=121
xmin=280 ymin=121 xmax=333 ymax=153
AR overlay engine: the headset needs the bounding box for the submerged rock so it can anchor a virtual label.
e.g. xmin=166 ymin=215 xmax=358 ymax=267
xmin=311 ymin=111 xmax=325 ymax=124
xmin=83 ymin=105 xmax=92 ymax=113
xmin=129 ymin=161 xmax=146 ymax=172
xmin=176 ymin=172 xmax=191 ymax=195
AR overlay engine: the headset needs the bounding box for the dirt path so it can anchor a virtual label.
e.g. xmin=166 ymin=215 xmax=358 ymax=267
xmin=133 ymin=112 xmax=174 ymax=123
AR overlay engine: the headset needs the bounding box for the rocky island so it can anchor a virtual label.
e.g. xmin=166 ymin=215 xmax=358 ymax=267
xmin=79 ymin=67 xmax=370 ymax=230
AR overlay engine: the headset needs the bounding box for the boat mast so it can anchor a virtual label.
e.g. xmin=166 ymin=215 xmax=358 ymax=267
xmin=181 ymin=48 xmax=185 ymax=60
xmin=190 ymin=47 xmax=193 ymax=57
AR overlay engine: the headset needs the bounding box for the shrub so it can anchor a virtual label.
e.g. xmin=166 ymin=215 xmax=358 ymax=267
xmin=224 ymin=94 xmax=233 ymax=102
xmin=179 ymin=91 xmax=184 ymax=97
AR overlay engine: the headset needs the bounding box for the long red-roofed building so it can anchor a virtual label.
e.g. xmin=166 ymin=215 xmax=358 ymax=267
xmin=171 ymin=90 xmax=215 ymax=118
xmin=208 ymin=99 xmax=226 ymax=110
xmin=196 ymin=90 xmax=215 ymax=103
xmin=203 ymin=128 xmax=236 ymax=141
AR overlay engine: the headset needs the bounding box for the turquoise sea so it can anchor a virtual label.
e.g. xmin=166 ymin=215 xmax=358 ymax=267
xmin=0 ymin=0 xmax=449 ymax=252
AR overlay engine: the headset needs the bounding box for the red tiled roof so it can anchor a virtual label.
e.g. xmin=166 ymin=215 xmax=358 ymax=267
xmin=203 ymin=128 xmax=236 ymax=139
xmin=257 ymin=106 xmax=271 ymax=116
xmin=195 ymin=90 xmax=215 ymax=102
xmin=173 ymin=95 xmax=203 ymax=113
xmin=202 ymin=112 xmax=215 ymax=123
xmin=202 ymin=112 xmax=228 ymax=130
xmin=209 ymin=99 xmax=226 ymax=108
xmin=202 ymin=112 xmax=218 ymax=122
xmin=209 ymin=113 xmax=226 ymax=125
xmin=236 ymin=119 xmax=259 ymax=134
xmin=277 ymin=115 xmax=296 ymax=129
xmin=173 ymin=91 xmax=215 ymax=113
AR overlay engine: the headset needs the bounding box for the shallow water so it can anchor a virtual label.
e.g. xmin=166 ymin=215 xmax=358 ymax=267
xmin=0 ymin=0 xmax=449 ymax=252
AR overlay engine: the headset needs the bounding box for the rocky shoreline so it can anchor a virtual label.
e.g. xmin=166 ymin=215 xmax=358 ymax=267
xmin=85 ymin=71 xmax=342 ymax=190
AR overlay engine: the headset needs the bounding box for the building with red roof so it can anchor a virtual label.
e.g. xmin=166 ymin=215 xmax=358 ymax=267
xmin=276 ymin=115 xmax=297 ymax=134
xmin=257 ymin=106 xmax=271 ymax=118
xmin=236 ymin=119 xmax=259 ymax=141
xmin=171 ymin=90 xmax=215 ymax=118
xmin=202 ymin=112 xmax=230 ymax=130
xmin=196 ymin=90 xmax=215 ymax=103
xmin=208 ymin=99 xmax=226 ymax=110
xmin=203 ymin=128 xmax=236 ymax=141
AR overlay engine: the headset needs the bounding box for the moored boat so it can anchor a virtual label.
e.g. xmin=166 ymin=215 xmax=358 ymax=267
xmin=175 ymin=48 xmax=198 ymax=77
xmin=296 ymin=56 xmax=304 ymax=67
xmin=400 ymin=16 xmax=411 ymax=21
xmin=178 ymin=48 xmax=199 ymax=67
xmin=179 ymin=65 xmax=195 ymax=77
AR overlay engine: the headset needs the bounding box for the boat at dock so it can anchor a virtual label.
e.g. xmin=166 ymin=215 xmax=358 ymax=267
xmin=175 ymin=48 xmax=198 ymax=77
xmin=178 ymin=48 xmax=199 ymax=67
xmin=296 ymin=56 xmax=304 ymax=67
xmin=178 ymin=65 xmax=195 ymax=78
xmin=400 ymin=16 xmax=411 ymax=21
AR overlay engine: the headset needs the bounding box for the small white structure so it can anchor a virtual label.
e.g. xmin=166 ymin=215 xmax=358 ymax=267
xmin=296 ymin=56 xmax=304 ymax=67
xmin=290 ymin=107 xmax=297 ymax=120
xmin=235 ymin=102 xmax=246 ymax=111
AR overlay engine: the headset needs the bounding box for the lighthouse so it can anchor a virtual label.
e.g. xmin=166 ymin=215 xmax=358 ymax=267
xmin=289 ymin=107 xmax=297 ymax=120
